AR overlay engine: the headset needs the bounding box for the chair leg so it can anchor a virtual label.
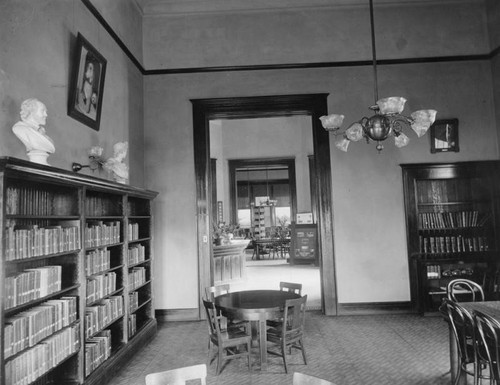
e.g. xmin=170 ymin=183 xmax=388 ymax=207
xmin=247 ymin=341 xmax=252 ymax=371
xmin=281 ymin=341 xmax=288 ymax=373
xmin=216 ymin=348 xmax=223 ymax=375
xmin=299 ymin=339 xmax=307 ymax=365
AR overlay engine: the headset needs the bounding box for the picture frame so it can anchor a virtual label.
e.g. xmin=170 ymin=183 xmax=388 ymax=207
xmin=68 ymin=33 xmax=107 ymax=131
xmin=430 ymin=119 xmax=459 ymax=153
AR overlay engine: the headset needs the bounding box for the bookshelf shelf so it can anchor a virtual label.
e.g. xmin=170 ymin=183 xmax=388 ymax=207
xmin=0 ymin=157 xmax=158 ymax=385
xmin=402 ymin=161 xmax=500 ymax=314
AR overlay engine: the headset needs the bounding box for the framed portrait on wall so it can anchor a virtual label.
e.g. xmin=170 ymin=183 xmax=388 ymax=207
xmin=68 ymin=33 xmax=107 ymax=131
xmin=430 ymin=119 xmax=459 ymax=153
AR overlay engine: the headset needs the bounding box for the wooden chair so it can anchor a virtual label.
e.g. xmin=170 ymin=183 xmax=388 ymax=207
xmin=447 ymin=278 xmax=485 ymax=303
xmin=204 ymin=284 xmax=230 ymax=301
xmin=441 ymin=298 xmax=489 ymax=385
xmin=280 ymin=281 xmax=303 ymax=295
xmin=145 ymin=364 xmax=207 ymax=385
xmin=267 ymin=295 xmax=308 ymax=373
xmin=267 ymin=282 xmax=303 ymax=328
xmin=473 ymin=310 xmax=500 ymax=384
xmin=202 ymin=299 xmax=252 ymax=375
xmin=293 ymin=372 xmax=336 ymax=385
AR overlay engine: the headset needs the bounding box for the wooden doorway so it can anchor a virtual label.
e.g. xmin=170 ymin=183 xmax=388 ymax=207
xmin=191 ymin=94 xmax=337 ymax=316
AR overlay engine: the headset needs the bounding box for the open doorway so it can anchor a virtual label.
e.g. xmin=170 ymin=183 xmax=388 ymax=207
xmin=192 ymin=94 xmax=337 ymax=316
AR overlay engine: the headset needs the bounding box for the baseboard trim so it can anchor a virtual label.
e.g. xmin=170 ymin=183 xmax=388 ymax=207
xmin=156 ymin=308 xmax=200 ymax=322
xmin=337 ymin=301 xmax=414 ymax=316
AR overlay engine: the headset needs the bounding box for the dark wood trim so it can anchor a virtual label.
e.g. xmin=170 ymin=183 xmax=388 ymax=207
xmin=81 ymin=0 xmax=146 ymax=74
xmin=228 ymin=158 xmax=297 ymax=226
xmin=155 ymin=308 xmax=200 ymax=322
xmin=192 ymin=94 xmax=337 ymax=316
xmin=337 ymin=301 xmax=413 ymax=316
xmin=144 ymin=54 xmax=494 ymax=75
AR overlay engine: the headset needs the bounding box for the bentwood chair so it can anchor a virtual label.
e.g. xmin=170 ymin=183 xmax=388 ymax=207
xmin=441 ymin=298 xmax=489 ymax=385
xmin=293 ymin=372 xmax=336 ymax=385
xmin=202 ymin=299 xmax=252 ymax=375
xmin=267 ymin=295 xmax=308 ymax=373
xmin=145 ymin=364 xmax=207 ymax=385
xmin=473 ymin=310 xmax=500 ymax=384
xmin=447 ymin=279 xmax=485 ymax=303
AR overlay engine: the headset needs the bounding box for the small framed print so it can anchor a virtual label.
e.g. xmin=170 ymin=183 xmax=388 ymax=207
xmin=430 ymin=119 xmax=459 ymax=153
xmin=68 ymin=33 xmax=107 ymax=131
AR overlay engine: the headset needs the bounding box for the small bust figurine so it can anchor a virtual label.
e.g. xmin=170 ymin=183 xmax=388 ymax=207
xmin=104 ymin=142 xmax=129 ymax=184
xmin=12 ymin=98 xmax=55 ymax=165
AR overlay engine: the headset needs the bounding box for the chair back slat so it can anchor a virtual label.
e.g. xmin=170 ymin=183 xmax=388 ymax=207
xmin=205 ymin=284 xmax=230 ymax=301
xmin=145 ymin=364 xmax=207 ymax=385
xmin=293 ymin=372 xmax=336 ymax=385
xmin=279 ymin=281 xmax=303 ymax=295
xmin=283 ymin=295 xmax=307 ymax=336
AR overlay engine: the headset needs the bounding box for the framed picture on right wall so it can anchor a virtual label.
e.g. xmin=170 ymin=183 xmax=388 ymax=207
xmin=430 ymin=118 xmax=459 ymax=153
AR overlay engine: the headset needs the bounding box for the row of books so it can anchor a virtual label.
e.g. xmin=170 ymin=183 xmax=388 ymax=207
xmin=128 ymin=222 xmax=140 ymax=241
xmin=84 ymin=221 xmax=121 ymax=248
xmin=86 ymin=272 xmax=117 ymax=305
xmin=85 ymin=296 xmax=124 ymax=339
xmin=129 ymin=291 xmax=139 ymax=313
xmin=419 ymin=235 xmax=489 ymax=254
xmin=86 ymin=248 xmax=112 ymax=276
xmin=5 ymin=323 xmax=80 ymax=385
xmin=418 ymin=211 xmax=491 ymax=229
xmin=4 ymin=297 xmax=77 ymax=359
xmin=85 ymin=195 xmax=121 ymax=217
xmin=85 ymin=329 xmax=112 ymax=377
xmin=425 ymin=264 xmax=474 ymax=280
xmin=5 ymin=186 xmax=73 ymax=216
xmin=128 ymin=244 xmax=146 ymax=265
xmin=5 ymin=266 xmax=62 ymax=310
xmin=128 ymin=314 xmax=137 ymax=338
xmin=5 ymin=224 xmax=80 ymax=261
xmin=128 ymin=267 xmax=146 ymax=291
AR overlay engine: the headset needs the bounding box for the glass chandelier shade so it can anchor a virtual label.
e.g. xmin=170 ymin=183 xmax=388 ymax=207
xmin=320 ymin=0 xmax=437 ymax=153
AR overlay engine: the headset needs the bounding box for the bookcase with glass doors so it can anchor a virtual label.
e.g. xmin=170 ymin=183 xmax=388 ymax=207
xmin=0 ymin=157 xmax=157 ymax=385
xmin=402 ymin=161 xmax=500 ymax=315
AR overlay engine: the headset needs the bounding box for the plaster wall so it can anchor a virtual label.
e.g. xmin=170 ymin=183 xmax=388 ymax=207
xmin=145 ymin=60 xmax=498 ymax=309
xmin=0 ymin=0 xmax=145 ymax=186
xmin=216 ymin=116 xmax=313 ymax=218
xmin=143 ymin=1 xmax=488 ymax=70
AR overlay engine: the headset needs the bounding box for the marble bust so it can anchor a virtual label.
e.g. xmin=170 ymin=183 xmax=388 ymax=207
xmin=104 ymin=142 xmax=129 ymax=184
xmin=12 ymin=98 xmax=55 ymax=165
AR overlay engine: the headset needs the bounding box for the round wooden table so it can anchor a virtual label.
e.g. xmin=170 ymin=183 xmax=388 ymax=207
xmin=214 ymin=289 xmax=301 ymax=370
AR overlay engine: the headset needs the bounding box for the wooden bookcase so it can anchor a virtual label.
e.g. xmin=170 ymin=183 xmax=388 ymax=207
xmin=0 ymin=157 xmax=158 ymax=385
xmin=401 ymin=161 xmax=500 ymax=315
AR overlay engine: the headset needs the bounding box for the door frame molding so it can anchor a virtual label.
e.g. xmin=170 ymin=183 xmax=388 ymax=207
xmin=191 ymin=93 xmax=337 ymax=316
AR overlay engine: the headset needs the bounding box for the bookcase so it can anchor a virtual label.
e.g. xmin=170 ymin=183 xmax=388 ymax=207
xmin=0 ymin=157 xmax=158 ymax=385
xmin=401 ymin=161 xmax=500 ymax=314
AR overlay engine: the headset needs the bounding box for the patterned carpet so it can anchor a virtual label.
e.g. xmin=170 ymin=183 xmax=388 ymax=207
xmin=107 ymin=312 xmax=452 ymax=385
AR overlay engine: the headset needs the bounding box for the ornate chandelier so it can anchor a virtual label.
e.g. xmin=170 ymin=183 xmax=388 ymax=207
xmin=320 ymin=0 xmax=437 ymax=153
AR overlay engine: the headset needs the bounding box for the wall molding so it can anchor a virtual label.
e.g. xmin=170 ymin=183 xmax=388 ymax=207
xmin=83 ymin=0 xmax=498 ymax=77
xmin=337 ymin=301 xmax=414 ymax=316
xmin=156 ymin=308 xmax=201 ymax=322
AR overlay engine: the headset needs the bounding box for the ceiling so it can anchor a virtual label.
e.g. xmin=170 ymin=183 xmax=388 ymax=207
xmin=134 ymin=0 xmax=481 ymax=16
